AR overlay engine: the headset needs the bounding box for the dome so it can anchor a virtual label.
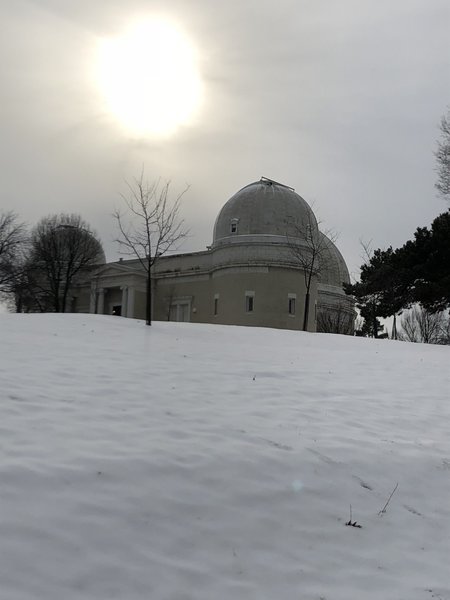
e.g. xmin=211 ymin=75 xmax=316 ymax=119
xmin=212 ymin=178 xmax=318 ymax=246
xmin=318 ymin=233 xmax=350 ymax=287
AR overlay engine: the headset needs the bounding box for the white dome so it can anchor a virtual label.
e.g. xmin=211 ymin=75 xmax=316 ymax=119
xmin=318 ymin=233 xmax=350 ymax=287
xmin=213 ymin=178 xmax=318 ymax=246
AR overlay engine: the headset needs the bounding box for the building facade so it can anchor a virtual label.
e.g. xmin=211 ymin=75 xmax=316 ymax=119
xmin=72 ymin=178 xmax=355 ymax=332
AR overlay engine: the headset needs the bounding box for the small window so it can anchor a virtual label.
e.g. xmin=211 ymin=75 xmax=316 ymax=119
xmin=245 ymin=292 xmax=255 ymax=313
xmin=230 ymin=218 xmax=239 ymax=234
xmin=214 ymin=294 xmax=219 ymax=316
xmin=288 ymin=297 xmax=296 ymax=315
xmin=288 ymin=293 xmax=296 ymax=316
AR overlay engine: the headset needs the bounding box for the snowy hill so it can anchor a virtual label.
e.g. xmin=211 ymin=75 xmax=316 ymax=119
xmin=1 ymin=314 xmax=449 ymax=600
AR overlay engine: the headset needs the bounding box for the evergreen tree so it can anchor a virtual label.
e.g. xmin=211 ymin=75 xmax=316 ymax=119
xmin=400 ymin=210 xmax=450 ymax=312
xmin=345 ymin=247 xmax=410 ymax=338
xmin=346 ymin=211 xmax=450 ymax=331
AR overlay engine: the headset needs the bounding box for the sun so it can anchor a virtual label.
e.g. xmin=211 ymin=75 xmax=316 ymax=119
xmin=95 ymin=18 xmax=202 ymax=137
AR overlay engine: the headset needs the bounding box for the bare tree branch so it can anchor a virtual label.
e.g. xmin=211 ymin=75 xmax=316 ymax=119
xmin=399 ymin=305 xmax=448 ymax=344
xmin=287 ymin=212 xmax=338 ymax=331
xmin=113 ymin=173 xmax=189 ymax=325
xmin=0 ymin=212 xmax=27 ymax=290
xmin=27 ymin=214 xmax=104 ymax=313
xmin=435 ymin=108 xmax=450 ymax=200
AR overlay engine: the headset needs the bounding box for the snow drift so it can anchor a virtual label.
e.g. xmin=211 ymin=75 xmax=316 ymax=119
xmin=1 ymin=314 xmax=449 ymax=599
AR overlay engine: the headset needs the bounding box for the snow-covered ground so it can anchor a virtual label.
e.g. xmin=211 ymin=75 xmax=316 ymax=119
xmin=1 ymin=314 xmax=449 ymax=600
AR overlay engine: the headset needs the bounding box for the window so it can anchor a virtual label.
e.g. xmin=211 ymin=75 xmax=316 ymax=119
xmin=214 ymin=294 xmax=219 ymax=316
xmin=288 ymin=297 xmax=296 ymax=315
xmin=230 ymin=218 xmax=239 ymax=234
xmin=245 ymin=291 xmax=255 ymax=313
xmin=288 ymin=293 xmax=296 ymax=316
xmin=168 ymin=297 xmax=192 ymax=322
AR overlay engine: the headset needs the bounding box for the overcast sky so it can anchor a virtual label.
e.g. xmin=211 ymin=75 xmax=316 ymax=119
xmin=1 ymin=0 xmax=449 ymax=278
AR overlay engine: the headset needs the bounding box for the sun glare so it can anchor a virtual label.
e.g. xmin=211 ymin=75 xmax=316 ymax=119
xmin=96 ymin=19 xmax=202 ymax=137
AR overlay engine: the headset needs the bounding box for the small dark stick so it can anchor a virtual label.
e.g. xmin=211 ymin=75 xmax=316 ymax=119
xmin=346 ymin=503 xmax=362 ymax=528
xmin=378 ymin=482 xmax=399 ymax=515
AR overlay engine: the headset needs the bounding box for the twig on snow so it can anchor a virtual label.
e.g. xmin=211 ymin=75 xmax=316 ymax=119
xmin=345 ymin=504 xmax=362 ymax=528
xmin=378 ymin=483 xmax=399 ymax=515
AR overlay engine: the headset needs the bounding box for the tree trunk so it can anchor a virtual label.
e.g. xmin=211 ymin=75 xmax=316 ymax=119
xmin=52 ymin=277 xmax=61 ymax=313
xmin=62 ymin=287 xmax=68 ymax=313
xmin=372 ymin=310 xmax=378 ymax=339
xmin=303 ymin=291 xmax=310 ymax=331
xmin=392 ymin=313 xmax=398 ymax=340
xmin=146 ymin=269 xmax=152 ymax=326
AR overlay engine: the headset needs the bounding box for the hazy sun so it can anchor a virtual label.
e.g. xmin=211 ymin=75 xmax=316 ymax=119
xmin=96 ymin=18 xmax=202 ymax=137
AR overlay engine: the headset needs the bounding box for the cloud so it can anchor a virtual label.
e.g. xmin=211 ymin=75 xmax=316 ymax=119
xmin=0 ymin=0 xmax=448 ymax=273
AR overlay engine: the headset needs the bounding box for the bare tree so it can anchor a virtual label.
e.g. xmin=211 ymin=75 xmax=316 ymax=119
xmin=0 ymin=212 xmax=27 ymax=291
xmin=113 ymin=174 xmax=189 ymax=326
xmin=11 ymin=261 xmax=45 ymax=313
xmin=438 ymin=313 xmax=450 ymax=345
xmin=435 ymin=108 xmax=450 ymax=201
xmin=29 ymin=214 xmax=104 ymax=313
xmin=399 ymin=305 xmax=446 ymax=344
xmin=316 ymin=303 xmax=354 ymax=335
xmin=288 ymin=214 xmax=337 ymax=331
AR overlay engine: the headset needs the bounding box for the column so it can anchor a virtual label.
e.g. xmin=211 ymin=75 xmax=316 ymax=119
xmin=89 ymin=283 xmax=96 ymax=313
xmin=121 ymin=286 xmax=128 ymax=317
xmin=127 ymin=287 xmax=135 ymax=318
xmin=98 ymin=288 xmax=105 ymax=314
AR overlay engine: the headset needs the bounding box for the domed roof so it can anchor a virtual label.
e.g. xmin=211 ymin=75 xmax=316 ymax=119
xmin=318 ymin=233 xmax=350 ymax=287
xmin=213 ymin=178 xmax=318 ymax=246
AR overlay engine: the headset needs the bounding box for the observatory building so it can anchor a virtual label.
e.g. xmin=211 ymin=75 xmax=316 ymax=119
xmin=73 ymin=178 xmax=355 ymax=333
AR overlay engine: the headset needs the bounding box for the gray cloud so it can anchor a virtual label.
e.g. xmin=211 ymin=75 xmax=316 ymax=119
xmin=1 ymin=0 xmax=449 ymax=276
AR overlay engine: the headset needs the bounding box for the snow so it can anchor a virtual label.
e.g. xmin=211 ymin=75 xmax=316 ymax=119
xmin=1 ymin=313 xmax=449 ymax=600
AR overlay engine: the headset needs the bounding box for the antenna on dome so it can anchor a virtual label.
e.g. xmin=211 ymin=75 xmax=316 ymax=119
xmin=260 ymin=176 xmax=295 ymax=191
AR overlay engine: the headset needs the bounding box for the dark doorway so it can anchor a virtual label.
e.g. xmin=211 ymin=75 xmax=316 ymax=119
xmin=112 ymin=305 xmax=122 ymax=316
